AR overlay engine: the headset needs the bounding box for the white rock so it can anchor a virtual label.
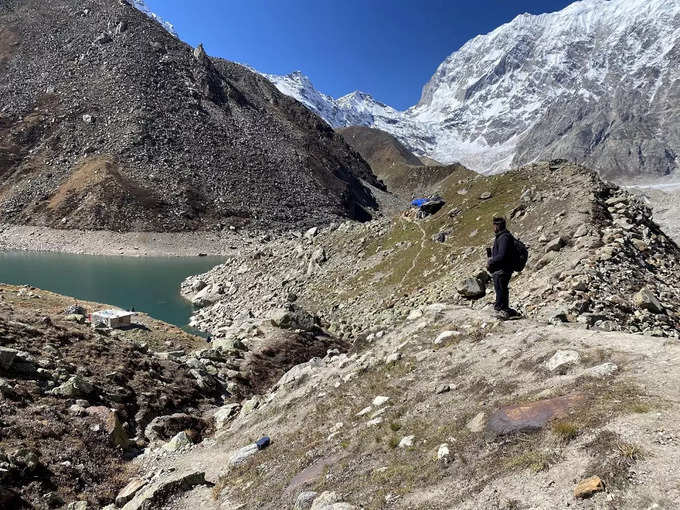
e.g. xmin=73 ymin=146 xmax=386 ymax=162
xmin=406 ymin=309 xmax=423 ymax=321
xmin=546 ymin=349 xmax=580 ymax=371
xmin=398 ymin=435 xmax=415 ymax=448
xmin=366 ymin=417 xmax=383 ymax=427
xmin=356 ymin=406 xmax=372 ymax=417
xmin=437 ymin=443 xmax=450 ymax=460
xmin=372 ymin=396 xmax=390 ymax=407
xmin=587 ymin=362 xmax=618 ymax=378
xmin=434 ymin=330 xmax=460 ymax=344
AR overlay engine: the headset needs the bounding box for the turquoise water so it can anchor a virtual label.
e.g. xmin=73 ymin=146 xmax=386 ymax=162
xmin=0 ymin=251 xmax=223 ymax=333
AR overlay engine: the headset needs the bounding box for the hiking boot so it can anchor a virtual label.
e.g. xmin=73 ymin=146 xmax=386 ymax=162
xmin=494 ymin=309 xmax=510 ymax=320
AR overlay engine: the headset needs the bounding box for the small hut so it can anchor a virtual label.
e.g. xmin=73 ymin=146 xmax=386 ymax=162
xmin=91 ymin=309 xmax=134 ymax=329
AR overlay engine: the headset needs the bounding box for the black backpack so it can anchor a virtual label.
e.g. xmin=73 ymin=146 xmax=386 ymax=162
xmin=512 ymin=237 xmax=529 ymax=273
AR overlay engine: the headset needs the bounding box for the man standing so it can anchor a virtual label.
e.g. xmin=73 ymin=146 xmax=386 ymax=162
xmin=487 ymin=217 xmax=517 ymax=320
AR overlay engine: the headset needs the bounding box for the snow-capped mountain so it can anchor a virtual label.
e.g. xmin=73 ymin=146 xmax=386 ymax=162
xmin=265 ymin=0 xmax=680 ymax=179
xmin=130 ymin=0 xmax=178 ymax=37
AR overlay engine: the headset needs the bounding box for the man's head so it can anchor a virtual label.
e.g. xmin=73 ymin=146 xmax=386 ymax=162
xmin=492 ymin=216 xmax=506 ymax=233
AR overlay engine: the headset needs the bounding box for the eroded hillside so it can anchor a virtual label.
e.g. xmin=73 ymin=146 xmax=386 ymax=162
xmin=0 ymin=0 xmax=381 ymax=232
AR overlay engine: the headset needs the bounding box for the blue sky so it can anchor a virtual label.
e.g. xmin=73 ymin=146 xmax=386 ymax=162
xmin=145 ymin=0 xmax=575 ymax=110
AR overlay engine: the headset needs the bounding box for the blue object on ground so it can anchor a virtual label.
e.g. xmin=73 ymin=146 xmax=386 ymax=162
xmin=256 ymin=436 xmax=271 ymax=450
xmin=411 ymin=198 xmax=428 ymax=208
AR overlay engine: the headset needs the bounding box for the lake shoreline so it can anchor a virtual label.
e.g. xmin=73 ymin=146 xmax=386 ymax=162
xmin=0 ymin=223 xmax=245 ymax=257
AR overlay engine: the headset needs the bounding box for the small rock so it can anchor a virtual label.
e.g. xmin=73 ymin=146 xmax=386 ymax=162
xmin=479 ymin=191 xmax=492 ymax=200
xmin=435 ymin=384 xmax=450 ymax=394
xmin=304 ymin=227 xmax=319 ymax=240
xmin=366 ymin=417 xmax=383 ymax=427
xmin=406 ymin=309 xmax=423 ymax=321
xmin=385 ymin=352 xmax=401 ymax=364
xmin=49 ymin=375 xmax=95 ymax=398
xmin=587 ymin=362 xmax=618 ymax=378
xmin=574 ymin=476 xmax=604 ymax=498
xmin=398 ymin=435 xmax=415 ymax=448
xmin=466 ymin=412 xmax=486 ymax=433
xmin=372 ymin=396 xmax=390 ymax=407
xmin=434 ymin=331 xmax=460 ymax=345
xmin=437 ymin=443 xmax=450 ymax=461
xmin=294 ymin=491 xmax=318 ymax=510
xmin=213 ymin=403 xmax=241 ymax=430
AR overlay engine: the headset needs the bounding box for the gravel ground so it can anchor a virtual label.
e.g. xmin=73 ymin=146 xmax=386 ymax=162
xmin=0 ymin=224 xmax=247 ymax=257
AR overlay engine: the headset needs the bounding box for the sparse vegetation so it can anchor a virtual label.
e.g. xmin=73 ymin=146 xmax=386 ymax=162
xmin=552 ymin=420 xmax=580 ymax=443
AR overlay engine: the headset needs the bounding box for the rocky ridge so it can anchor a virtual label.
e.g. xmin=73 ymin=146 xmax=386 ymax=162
xmin=182 ymin=161 xmax=680 ymax=344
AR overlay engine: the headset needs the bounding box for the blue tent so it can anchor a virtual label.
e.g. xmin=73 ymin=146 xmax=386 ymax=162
xmin=411 ymin=198 xmax=428 ymax=208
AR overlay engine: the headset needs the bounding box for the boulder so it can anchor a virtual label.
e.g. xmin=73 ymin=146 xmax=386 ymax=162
xmin=86 ymin=406 xmax=129 ymax=448
xmin=162 ymin=431 xmax=192 ymax=452
xmin=0 ymin=347 xmax=18 ymax=371
xmin=294 ymin=491 xmax=318 ymax=510
xmin=121 ymin=471 xmax=206 ymax=510
xmin=270 ymin=305 xmax=317 ymax=331
xmin=49 ymin=376 xmax=95 ymax=398
xmin=544 ymin=236 xmax=566 ymax=253
xmin=479 ymin=191 xmax=492 ymax=200
xmin=457 ymin=277 xmax=486 ymax=299
xmin=213 ymin=404 xmax=241 ymax=430
xmin=633 ymin=287 xmax=664 ymax=314
xmin=546 ymin=350 xmax=580 ymax=372
xmin=116 ymin=478 xmax=148 ymax=507
xmin=487 ymin=394 xmax=584 ymax=436
xmin=144 ymin=413 xmax=204 ymax=442
xmin=191 ymin=284 xmax=223 ymax=308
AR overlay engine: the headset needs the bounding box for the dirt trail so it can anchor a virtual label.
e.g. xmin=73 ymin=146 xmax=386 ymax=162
xmin=399 ymin=215 xmax=429 ymax=287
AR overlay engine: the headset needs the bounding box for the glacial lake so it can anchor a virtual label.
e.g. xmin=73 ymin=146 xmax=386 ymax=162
xmin=0 ymin=251 xmax=223 ymax=334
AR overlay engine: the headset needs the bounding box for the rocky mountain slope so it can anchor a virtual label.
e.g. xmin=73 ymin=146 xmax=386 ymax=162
xmin=0 ymin=0 xmax=382 ymax=232
xmin=266 ymin=0 xmax=680 ymax=179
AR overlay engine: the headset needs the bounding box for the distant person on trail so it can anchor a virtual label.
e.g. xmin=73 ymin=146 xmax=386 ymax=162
xmin=487 ymin=216 xmax=520 ymax=320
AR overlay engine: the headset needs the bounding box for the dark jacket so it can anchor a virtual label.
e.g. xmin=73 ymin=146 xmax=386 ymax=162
xmin=488 ymin=229 xmax=514 ymax=274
